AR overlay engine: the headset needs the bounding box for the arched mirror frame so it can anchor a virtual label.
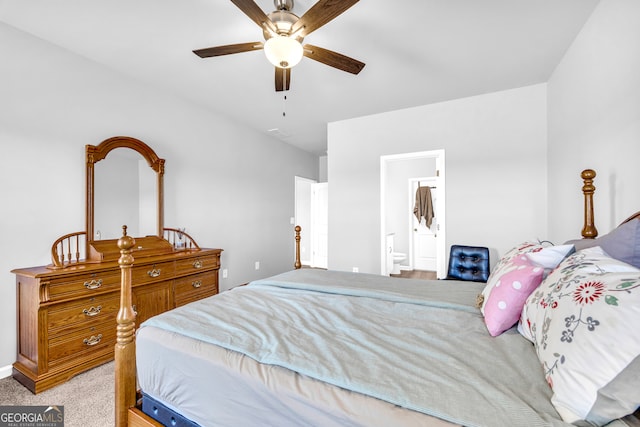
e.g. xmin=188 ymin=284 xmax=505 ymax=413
xmin=86 ymin=136 xmax=165 ymax=250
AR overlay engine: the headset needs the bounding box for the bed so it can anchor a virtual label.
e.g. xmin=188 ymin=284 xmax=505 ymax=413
xmin=115 ymin=169 xmax=640 ymax=427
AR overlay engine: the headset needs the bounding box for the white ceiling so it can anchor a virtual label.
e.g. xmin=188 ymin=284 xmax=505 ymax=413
xmin=0 ymin=0 xmax=599 ymax=155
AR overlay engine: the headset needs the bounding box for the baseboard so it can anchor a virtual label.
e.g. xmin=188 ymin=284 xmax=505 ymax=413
xmin=0 ymin=364 xmax=13 ymax=379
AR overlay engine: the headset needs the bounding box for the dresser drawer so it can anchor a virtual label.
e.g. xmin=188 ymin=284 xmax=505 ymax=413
xmin=48 ymin=320 xmax=116 ymax=366
xmin=48 ymin=271 xmax=121 ymax=301
xmin=132 ymin=261 xmax=175 ymax=286
xmin=48 ymin=293 xmax=120 ymax=335
xmin=175 ymin=254 xmax=219 ymax=277
xmin=174 ymin=272 xmax=218 ymax=307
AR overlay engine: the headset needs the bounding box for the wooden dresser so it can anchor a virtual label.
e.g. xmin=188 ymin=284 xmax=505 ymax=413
xmin=12 ymin=236 xmax=222 ymax=393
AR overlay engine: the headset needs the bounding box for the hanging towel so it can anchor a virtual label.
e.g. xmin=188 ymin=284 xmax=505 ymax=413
xmin=413 ymin=186 xmax=434 ymax=228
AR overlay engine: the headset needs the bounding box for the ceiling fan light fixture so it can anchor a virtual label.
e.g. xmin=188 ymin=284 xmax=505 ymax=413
xmin=264 ymin=35 xmax=303 ymax=69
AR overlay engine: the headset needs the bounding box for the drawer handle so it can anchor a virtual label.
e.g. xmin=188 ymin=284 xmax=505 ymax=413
xmin=83 ymin=306 xmax=102 ymax=317
xmin=193 ymin=260 xmax=203 ymax=269
xmin=84 ymin=279 xmax=103 ymax=290
xmin=83 ymin=334 xmax=103 ymax=346
xmin=192 ymin=280 xmax=202 ymax=289
xmin=147 ymin=267 xmax=161 ymax=278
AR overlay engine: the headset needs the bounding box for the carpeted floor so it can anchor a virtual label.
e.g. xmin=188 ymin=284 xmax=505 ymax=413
xmin=0 ymin=362 xmax=114 ymax=427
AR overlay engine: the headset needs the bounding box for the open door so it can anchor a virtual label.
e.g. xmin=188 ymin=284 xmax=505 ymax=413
xmin=294 ymin=176 xmax=314 ymax=266
xmin=295 ymin=177 xmax=328 ymax=269
xmin=410 ymin=177 xmax=438 ymax=271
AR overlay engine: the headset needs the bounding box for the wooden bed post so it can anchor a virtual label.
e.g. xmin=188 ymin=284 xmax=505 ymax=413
xmin=115 ymin=226 xmax=136 ymax=427
xmin=581 ymin=169 xmax=598 ymax=239
xmin=294 ymin=225 xmax=302 ymax=269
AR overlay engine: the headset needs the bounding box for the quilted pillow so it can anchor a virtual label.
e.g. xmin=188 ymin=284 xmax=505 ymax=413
xmin=519 ymin=246 xmax=640 ymax=425
xmin=481 ymin=255 xmax=544 ymax=336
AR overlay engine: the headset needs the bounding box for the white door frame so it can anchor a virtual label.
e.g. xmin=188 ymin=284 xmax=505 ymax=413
xmin=380 ymin=150 xmax=446 ymax=278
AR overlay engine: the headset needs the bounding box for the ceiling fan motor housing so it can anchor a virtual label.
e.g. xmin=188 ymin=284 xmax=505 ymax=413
xmin=264 ymin=9 xmax=301 ymax=42
xmin=274 ymin=0 xmax=294 ymax=11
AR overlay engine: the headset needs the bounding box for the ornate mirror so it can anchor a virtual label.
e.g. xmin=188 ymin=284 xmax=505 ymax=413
xmin=86 ymin=136 xmax=164 ymax=244
xmin=50 ymin=135 xmax=198 ymax=268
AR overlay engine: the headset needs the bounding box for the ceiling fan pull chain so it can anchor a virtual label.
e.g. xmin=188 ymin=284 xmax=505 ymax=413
xmin=282 ymin=69 xmax=287 ymax=117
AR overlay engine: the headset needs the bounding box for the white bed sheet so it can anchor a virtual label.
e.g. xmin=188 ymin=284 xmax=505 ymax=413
xmin=137 ymin=325 xmax=458 ymax=427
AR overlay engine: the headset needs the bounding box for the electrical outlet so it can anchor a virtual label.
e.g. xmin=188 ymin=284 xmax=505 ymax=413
xmin=255 ymin=261 xmax=260 ymax=270
xmin=222 ymin=269 xmax=228 ymax=279
xmin=352 ymin=267 xmax=359 ymax=273
xmin=290 ymin=217 xmax=295 ymax=225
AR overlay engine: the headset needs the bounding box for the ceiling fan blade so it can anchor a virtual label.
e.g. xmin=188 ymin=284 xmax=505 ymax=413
xmin=230 ymin=0 xmax=277 ymax=34
xmin=193 ymin=42 xmax=263 ymax=58
xmin=275 ymin=67 xmax=291 ymax=92
xmin=292 ymin=0 xmax=359 ymax=37
xmin=303 ymin=44 xmax=365 ymax=75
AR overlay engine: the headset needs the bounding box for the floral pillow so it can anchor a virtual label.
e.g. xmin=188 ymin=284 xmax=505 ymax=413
xmin=519 ymin=246 xmax=640 ymax=425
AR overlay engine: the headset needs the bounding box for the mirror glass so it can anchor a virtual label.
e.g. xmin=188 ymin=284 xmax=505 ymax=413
xmin=94 ymin=148 xmax=158 ymax=240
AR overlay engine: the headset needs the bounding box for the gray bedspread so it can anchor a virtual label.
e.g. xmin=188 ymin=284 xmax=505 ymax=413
xmin=142 ymin=269 xmax=573 ymax=427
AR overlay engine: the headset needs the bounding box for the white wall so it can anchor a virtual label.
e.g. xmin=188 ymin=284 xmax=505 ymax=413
xmin=547 ymin=0 xmax=640 ymax=242
xmin=0 ymin=24 xmax=317 ymax=371
xmin=318 ymin=155 xmax=328 ymax=183
xmin=328 ymin=84 xmax=548 ymax=274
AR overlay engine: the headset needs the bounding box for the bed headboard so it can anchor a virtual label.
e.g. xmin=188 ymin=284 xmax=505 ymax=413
xmin=622 ymin=211 xmax=640 ymax=224
xmin=580 ymin=168 xmax=640 ymax=235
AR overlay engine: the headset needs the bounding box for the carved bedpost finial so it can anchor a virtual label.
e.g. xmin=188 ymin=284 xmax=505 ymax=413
xmin=581 ymin=169 xmax=598 ymax=239
xmin=294 ymin=225 xmax=302 ymax=270
xmin=115 ymin=225 xmax=136 ymax=427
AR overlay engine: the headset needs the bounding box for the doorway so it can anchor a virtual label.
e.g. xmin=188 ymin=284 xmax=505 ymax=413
xmin=294 ymin=176 xmax=328 ymax=269
xmin=380 ymin=150 xmax=446 ymax=278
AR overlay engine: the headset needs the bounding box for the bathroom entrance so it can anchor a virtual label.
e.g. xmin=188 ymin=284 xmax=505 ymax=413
xmin=380 ymin=150 xmax=446 ymax=278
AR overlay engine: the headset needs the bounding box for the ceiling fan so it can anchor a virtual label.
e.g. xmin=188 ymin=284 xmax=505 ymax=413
xmin=193 ymin=0 xmax=365 ymax=92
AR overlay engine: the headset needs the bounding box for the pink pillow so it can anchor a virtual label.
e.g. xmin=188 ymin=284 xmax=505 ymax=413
xmin=481 ymin=255 xmax=544 ymax=336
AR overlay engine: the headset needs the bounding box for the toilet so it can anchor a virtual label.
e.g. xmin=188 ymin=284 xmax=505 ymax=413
xmin=391 ymin=252 xmax=407 ymax=275
xmin=386 ymin=233 xmax=407 ymax=276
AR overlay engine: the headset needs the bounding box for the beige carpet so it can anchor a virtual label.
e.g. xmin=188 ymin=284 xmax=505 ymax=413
xmin=0 ymin=362 xmax=114 ymax=427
